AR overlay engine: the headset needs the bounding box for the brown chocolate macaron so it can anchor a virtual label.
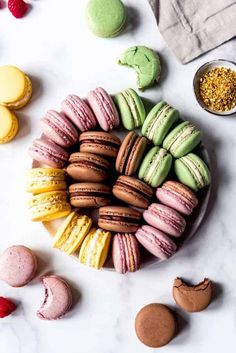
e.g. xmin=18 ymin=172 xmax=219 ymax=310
xmin=79 ymin=131 xmax=121 ymax=158
xmin=69 ymin=183 xmax=111 ymax=208
xmin=135 ymin=303 xmax=176 ymax=348
xmin=67 ymin=152 xmax=110 ymax=182
xmin=98 ymin=206 xmax=141 ymax=232
xmin=112 ymin=175 xmax=153 ymax=209
xmin=116 ymin=131 xmax=148 ymax=175
xmin=173 ymin=277 xmax=212 ymax=312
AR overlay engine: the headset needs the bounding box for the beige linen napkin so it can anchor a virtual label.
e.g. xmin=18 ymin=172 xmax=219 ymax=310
xmin=148 ymin=0 xmax=236 ymax=63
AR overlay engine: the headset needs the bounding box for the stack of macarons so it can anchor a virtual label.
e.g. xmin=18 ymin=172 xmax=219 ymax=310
xmin=27 ymin=86 xmax=211 ymax=273
xmin=0 ymin=65 xmax=33 ymax=144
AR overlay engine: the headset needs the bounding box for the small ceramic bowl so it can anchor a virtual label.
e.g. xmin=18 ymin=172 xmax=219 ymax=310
xmin=193 ymin=59 xmax=236 ymax=116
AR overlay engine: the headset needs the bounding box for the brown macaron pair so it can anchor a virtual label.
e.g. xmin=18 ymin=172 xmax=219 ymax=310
xmin=79 ymin=131 xmax=121 ymax=158
xmin=69 ymin=183 xmax=111 ymax=208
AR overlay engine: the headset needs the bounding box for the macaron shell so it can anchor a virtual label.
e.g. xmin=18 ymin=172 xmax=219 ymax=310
xmin=5 ymin=76 xmax=32 ymax=110
xmin=26 ymin=168 xmax=66 ymax=194
xmin=79 ymin=131 xmax=121 ymax=158
xmin=0 ymin=66 xmax=28 ymax=105
xmin=0 ymin=106 xmax=19 ymax=143
xmin=69 ymin=182 xmax=111 ymax=208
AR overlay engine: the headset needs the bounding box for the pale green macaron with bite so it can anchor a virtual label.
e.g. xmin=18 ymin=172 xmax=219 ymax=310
xmin=142 ymin=101 xmax=179 ymax=145
xmin=163 ymin=121 xmax=201 ymax=158
xmin=114 ymin=88 xmax=146 ymax=130
xmin=139 ymin=146 xmax=172 ymax=187
xmin=86 ymin=0 xmax=126 ymax=38
xmin=174 ymin=153 xmax=211 ymax=191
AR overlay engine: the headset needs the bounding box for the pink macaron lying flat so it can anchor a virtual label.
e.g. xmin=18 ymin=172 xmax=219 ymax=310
xmin=135 ymin=225 xmax=177 ymax=260
xmin=156 ymin=181 xmax=198 ymax=216
xmin=143 ymin=203 xmax=186 ymax=237
xmin=112 ymin=233 xmax=140 ymax=274
xmin=29 ymin=138 xmax=69 ymax=168
xmin=0 ymin=245 xmax=37 ymax=287
xmin=37 ymin=275 xmax=73 ymax=320
xmin=40 ymin=110 xmax=79 ymax=148
xmin=87 ymin=87 xmax=120 ymax=131
xmin=61 ymin=94 xmax=97 ymax=131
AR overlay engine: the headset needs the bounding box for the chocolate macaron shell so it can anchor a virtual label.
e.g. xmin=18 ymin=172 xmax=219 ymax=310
xmin=116 ymin=131 xmax=137 ymax=173
xmin=67 ymin=152 xmax=110 ymax=182
xmin=69 ymin=183 xmax=111 ymax=208
xmin=112 ymin=175 xmax=153 ymax=208
xmin=98 ymin=206 xmax=141 ymax=232
xmin=79 ymin=131 xmax=121 ymax=158
xmin=173 ymin=278 xmax=212 ymax=312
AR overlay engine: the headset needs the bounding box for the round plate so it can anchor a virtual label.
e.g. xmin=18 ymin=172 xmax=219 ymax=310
xmin=193 ymin=59 xmax=236 ymax=116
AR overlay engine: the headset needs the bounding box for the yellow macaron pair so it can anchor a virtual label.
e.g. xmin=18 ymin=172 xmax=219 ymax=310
xmin=53 ymin=212 xmax=111 ymax=269
xmin=0 ymin=66 xmax=33 ymax=144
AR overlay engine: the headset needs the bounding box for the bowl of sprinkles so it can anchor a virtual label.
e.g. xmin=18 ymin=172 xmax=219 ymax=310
xmin=193 ymin=59 xmax=236 ymax=116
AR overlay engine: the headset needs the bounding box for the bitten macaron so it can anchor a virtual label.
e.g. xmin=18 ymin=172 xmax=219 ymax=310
xmin=69 ymin=183 xmax=111 ymax=208
xmin=112 ymin=233 xmax=140 ymax=274
xmin=0 ymin=105 xmax=19 ymax=144
xmin=141 ymin=101 xmax=179 ymax=145
xmin=79 ymin=131 xmax=121 ymax=158
xmin=114 ymin=88 xmax=146 ymax=130
xmin=0 ymin=66 xmax=32 ymax=110
xmin=26 ymin=168 xmax=66 ymax=194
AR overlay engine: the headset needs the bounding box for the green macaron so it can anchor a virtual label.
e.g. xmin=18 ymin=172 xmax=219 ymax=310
xmin=142 ymin=101 xmax=179 ymax=145
xmin=138 ymin=146 xmax=172 ymax=187
xmin=118 ymin=46 xmax=161 ymax=90
xmin=163 ymin=121 xmax=201 ymax=158
xmin=174 ymin=153 xmax=211 ymax=191
xmin=114 ymin=88 xmax=146 ymax=130
xmin=86 ymin=0 xmax=126 ymax=38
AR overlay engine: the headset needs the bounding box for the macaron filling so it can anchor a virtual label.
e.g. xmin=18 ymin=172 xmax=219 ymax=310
xmin=100 ymin=215 xmax=139 ymax=224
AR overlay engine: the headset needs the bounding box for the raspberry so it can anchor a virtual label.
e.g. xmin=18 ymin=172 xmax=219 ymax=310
xmin=8 ymin=0 xmax=28 ymax=18
xmin=0 ymin=297 xmax=17 ymax=318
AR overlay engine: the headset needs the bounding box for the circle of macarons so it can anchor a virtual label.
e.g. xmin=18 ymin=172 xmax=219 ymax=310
xmin=27 ymin=87 xmax=211 ymax=273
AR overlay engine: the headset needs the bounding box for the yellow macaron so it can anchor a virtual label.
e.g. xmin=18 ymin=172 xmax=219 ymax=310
xmin=0 ymin=65 xmax=32 ymax=110
xmin=52 ymin=211 xmax=92 ymax=255
xmin=79 ymin=227 xmax=111 ymax=269
xmin=0 ymin=105 xmax=19 ymax=144
xmin=26 ymin=168 xmax=67 ymax=194
xmin=29 ymin=191 xmax=71 ymax=222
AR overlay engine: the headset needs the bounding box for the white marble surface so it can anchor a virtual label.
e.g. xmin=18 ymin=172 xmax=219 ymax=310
xmin=0 ymin=0 xmax=236 ymax=352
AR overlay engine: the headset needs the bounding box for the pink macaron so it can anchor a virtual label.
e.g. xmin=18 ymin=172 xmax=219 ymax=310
xmin=61 ymin=94 xmax=97 ymax=131
xmin=156 ymin=181 xmax=198 ymax=216
xmin=143 ymin=203 xmax=186 ymax=237
xmin=0 ymin=245 xmax=37 ymax=287
xmin=135 ymin=225 xmax=177 ymax=260
xmin=112 ymin=233 xmax=140 ymax=274
xmin=87 ymin=87 xmax=120 ymax=131
xmin=37 ymin=275 xmax=72 ymax=320
xmin=40 ymin=110 xmax=79 ymax=148
xmin=29 ymin=138 xmax=69 ymax=168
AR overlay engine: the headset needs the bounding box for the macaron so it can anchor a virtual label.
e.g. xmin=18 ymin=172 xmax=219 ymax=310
xmin=135 ymin=303 xmax=176 ymax=348
xmin=69 ymin=183 xmax=111 ymax=208
xmin=29 ymin=138 xmax=69 ymax=169
xmin=26 ymin=168 xmax=67 ymax=194
xmin=163 ymin=121 xmax=201 ymax=158
xmin=79 ymin=227 xmax=111 ymax=269
xmin=116 ymin=131 xmax=148 ymax=175
xmin=79 ymin=131 xmax=121 ymax=158
xmin=173 ymin=277 xmax=212 ymax=312
xmin=61 ymin=94 xmax=97 ymax=131
xmin=87 ymin=87 xmax=120 ymax=131
xmin=0 ymin=66 xmax=32 ymax=110
xmin=37 ymin=275 xmax=72 ymax=320
xmin=98 ymin=206 xmax=141 ymax=233
xmin=0 ymin=245 xmax=37 ymax=287
xmin=135 ymin=225 xmax=177 ymax=260
xmin=112 ymin=233 xmax=140 ymax=274
xmin=52 ymin=211 xmax=92 ymax=255
xmin=138 ymin=147 xmax=172 ymax=187
xmin=112 ymin=175 xmax=153 ymax=209
xmin=67 ymin=152 xmax=110 ymax=182
xmin=141 ymin=101 xmax=179 ymax=145
xmin=29 ymin=191 xmax=71 ymax=222
xmin=114 ymin=88 xmax=146 ymax=130
xmin=0 ymin=105 xmax=19 ymax=144
xmin=118 ymin=46 xmax=161 ymax=90
xmin=143 ymin=203 xmax=186 ymax=237
xmin=40 ymin=110 xmax=79 ymax=148
xmin=174 ymin=153 xmax=211 ymax=191
xmin=86 ymin=0 xmax=126 ymax=38
xmin=156 ymin=180 xmax=198 ymax=216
